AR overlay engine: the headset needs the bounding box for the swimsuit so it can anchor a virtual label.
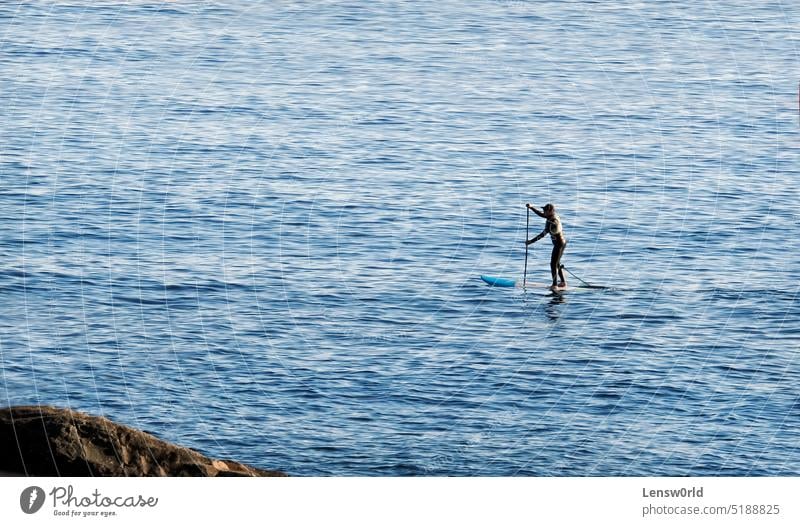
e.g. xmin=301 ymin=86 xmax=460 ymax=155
xmin=546 ymin=214 xmax=566 ymax=245
xmin=547 ymin=214 xmax=567 ymax=281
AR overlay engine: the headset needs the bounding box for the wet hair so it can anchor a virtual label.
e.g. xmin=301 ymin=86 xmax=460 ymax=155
xmin=543 ymin=203 xmax=555 ymax=212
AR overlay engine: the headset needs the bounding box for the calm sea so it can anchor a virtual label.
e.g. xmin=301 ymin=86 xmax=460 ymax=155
xmin=1 ymin=1 xmax=798 ymax=475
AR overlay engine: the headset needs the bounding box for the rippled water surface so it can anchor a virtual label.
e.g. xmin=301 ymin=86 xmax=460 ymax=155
xmin=1 ymin=1 xmax=799 ymax=475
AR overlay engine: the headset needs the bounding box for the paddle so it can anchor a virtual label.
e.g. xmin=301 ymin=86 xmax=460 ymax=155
xmin=523 ymin=204 xmax=529 ymax=288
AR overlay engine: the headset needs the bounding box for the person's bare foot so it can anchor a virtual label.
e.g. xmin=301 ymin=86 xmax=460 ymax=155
xmin=558 ymin=281 xmax=567 ymax=288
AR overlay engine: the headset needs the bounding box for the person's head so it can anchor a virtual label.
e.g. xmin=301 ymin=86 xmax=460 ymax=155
xmin=543 ymin=203 xmax=556 ymax=218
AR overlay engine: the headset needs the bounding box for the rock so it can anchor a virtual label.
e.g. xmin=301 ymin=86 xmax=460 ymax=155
xmin=0 ymin=406 xmax=286 ymax=477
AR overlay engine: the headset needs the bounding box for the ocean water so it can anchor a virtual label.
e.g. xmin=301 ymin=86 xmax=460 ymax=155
xmin=1 ymin=1 xmax=798 ymax=476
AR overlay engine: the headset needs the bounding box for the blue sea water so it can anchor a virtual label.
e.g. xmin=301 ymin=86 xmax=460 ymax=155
xmin=1 ymin=1 xmax=798 ymax=476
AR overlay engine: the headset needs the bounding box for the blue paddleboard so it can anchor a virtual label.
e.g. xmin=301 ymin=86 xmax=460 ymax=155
xmin=480 ymin=275 xmax=517 ymax=287
xmin=480 ymin=275 xmax=581 ymax=291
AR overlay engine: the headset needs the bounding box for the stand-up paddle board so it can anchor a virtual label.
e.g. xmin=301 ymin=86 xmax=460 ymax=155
xmin=480 ymin=275 xmax=565 ymax=290
xmin=480 ymin=275 xmax=517 ymax=287
xmin=480 ymin=275 xmax=607 ymax=291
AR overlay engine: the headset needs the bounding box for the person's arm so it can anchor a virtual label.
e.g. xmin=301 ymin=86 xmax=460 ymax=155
xmin=526 ymin=226 xmax=548 ymax=246
xmin=526 ymin=203 xmax=546 ymax=218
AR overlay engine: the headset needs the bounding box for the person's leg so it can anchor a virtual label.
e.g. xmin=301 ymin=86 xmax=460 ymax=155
xmin=557 ymin=241 xmax=567 ymax=286
xmin=549 ymin=246 xmax=558 ymax=287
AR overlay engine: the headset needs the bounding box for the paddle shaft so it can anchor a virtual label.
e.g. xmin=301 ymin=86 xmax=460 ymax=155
xmin=524 ymin=206 xmax=529 ymax=285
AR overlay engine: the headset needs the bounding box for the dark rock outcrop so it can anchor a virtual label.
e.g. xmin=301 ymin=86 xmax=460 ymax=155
xmin=0 ymin=406 xmax=286 ymax=477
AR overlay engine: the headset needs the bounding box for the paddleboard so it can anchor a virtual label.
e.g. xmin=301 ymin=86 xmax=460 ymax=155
xmin=480 ymin=275 xmax=517 ymax=287
xmin=480 ymin=275 xmax=566 ymax=290
xmin=480 ymin=275 xmax=603 ymax=292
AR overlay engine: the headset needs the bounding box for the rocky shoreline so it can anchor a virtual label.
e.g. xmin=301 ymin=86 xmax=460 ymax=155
xmin=0 ymin=406 xmax=286 ymax=477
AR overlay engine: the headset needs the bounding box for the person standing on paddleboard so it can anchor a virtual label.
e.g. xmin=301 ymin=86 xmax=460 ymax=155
xmin=525 ymin=203 xmax=567 ymax=289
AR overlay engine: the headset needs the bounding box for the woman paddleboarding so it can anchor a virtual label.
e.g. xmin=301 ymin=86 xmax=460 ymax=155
xmin=525 ymin=203 xmax=567 ymax=290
